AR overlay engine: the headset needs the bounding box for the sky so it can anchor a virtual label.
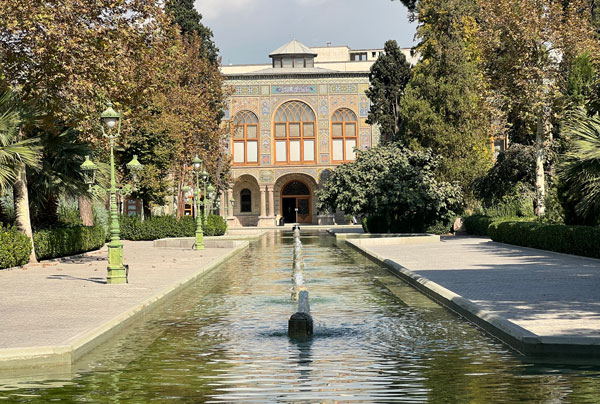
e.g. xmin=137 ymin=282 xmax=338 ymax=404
xmin=194 ymin=0 xmax=418 ymax=65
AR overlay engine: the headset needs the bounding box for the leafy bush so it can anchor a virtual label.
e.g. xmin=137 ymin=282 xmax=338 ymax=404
xmin=0 ymin=226 xmax=32 ymax=269
xmin=474 ymin=144 xmax=536 ymax=204
xmin=120 ymin=214 xmax=226 ymax=241
xmin=204 ymin=215 xmax=227 ymax=236
xmin=317 ymin=144 xmax=462 ymax=232
xmin=34 ymin=225 xmax=106 ymax=261
xmin=364 ymin=215 xmax=388 ymax=233
xmin=463 ymin=215 xmax=535 ymax=236
xmin=463 ymin=215 xmax=494 ymax=236
xmin=488 ymin=221 xmax=600 ymax=258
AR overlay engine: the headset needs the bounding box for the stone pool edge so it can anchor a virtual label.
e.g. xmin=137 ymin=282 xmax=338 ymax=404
xmin=0 ymin=241 xmax=249 ymax=371
xmin=346 ymin=239 xmax=600 ymax=361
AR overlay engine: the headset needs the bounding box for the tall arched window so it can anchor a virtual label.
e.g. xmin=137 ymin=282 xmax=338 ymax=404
xmin=240 ymin=188 xmax=252 ymax=212
xmin=274 ymin=101 xmax=316 ymax=164
xmin=331 ymin=108 xmax=357 ymax=162
xmin=233 ymin=111 xmax=259 ymax=165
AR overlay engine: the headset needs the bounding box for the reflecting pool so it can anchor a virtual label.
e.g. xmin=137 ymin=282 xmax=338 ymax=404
xmin=1 ymin=231 xmax=600 ymax=403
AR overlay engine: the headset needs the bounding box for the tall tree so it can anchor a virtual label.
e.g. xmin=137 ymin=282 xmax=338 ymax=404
xmin=477 ymin=0 xmax=599 ymax=216
xmin=166 ymin=0 xmax=219 ymax=64
xmin=0 ymin=87 xmax=41 ymax=263
xmin=399 ymin=0 xmax=492 ymax=195
xmin=365 ymin=40 xmax=412 ymax=143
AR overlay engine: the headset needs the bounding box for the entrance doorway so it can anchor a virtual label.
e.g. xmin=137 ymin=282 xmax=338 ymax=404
xmin=281 ymin=180 xmax=312 ymax=224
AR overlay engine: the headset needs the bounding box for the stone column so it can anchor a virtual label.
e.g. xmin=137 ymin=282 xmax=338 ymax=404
xmin=260 ymin=186 xmax=267 ymax=217
xmin=219 ymin=193 xmax=225 ymax=218
xmin=227 ymin=188 xmax=234 ymax=219
xmin=258 ymin=185 xmax=271 ymax=227
xmin=268 ymin=185 xmax=275 ymax=218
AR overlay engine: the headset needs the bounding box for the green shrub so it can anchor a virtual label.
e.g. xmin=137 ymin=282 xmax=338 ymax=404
xmin=34 ymin=225 xmax=106 ymax=261
xmin=365 ymin=215 xmax=388 ymax=233
xmin=0 ymin=227 xmax=32 ymax=269
xmin=488 ymin=221 xmax=600 ymax=258
xmin=120 ymin=214 xmax=227 ymax=241
xmin=463 ymin=215 xmax=494 ymax=236
xmin=204 ymin=215 xmax=227 ymax=236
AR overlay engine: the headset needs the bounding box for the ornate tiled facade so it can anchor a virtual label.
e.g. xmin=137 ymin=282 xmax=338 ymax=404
xmin=220 ymin=40 xmax=382 ymax=227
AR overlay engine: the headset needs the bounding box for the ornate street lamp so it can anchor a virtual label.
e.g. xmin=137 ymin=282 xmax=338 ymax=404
xmin=126 ymin=155 xmax=144 ymax=220
xmin=126 ymin=155 xmax=143 ymax=190
xmin=192 ymin=155 xmax=204 ymax=250
xmin=101 ymin=102 xmax=127 ymax=284
xmin=80 ymin=155 xmax=98 ymax=191
xmin=206 ymin=183 xmax=216 ymax=216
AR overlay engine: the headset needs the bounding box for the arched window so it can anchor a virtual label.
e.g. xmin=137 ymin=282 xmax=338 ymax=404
xmin=240 ymin=188 xmax=252 ymax=212
xmin=274 ymin=101 xmax=316 ymax=164
xmin=233 ymin=111 xmax=259 ymax=165
xmin=331 ymin=108 xmax=358 ymax=162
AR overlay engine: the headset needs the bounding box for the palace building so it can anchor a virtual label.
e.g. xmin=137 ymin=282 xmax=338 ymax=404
xmin=218 ymin=40 xmax=417 ymax=227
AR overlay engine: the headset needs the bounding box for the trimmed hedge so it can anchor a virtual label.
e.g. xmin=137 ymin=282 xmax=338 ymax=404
xmin=488 ymin=221 xmax=600 ymax=258
xmin=463 ymin=215 xmax=535 ymax=236
xmin=463 ymin=215 xmax=494 ymax=236
xmin=0 ymin=227 xmax=32 ymax=269
xmin=34 ymin=225 xmax=106 ymax=261
xmin=119 ymin=214 xmax=227 ymax=241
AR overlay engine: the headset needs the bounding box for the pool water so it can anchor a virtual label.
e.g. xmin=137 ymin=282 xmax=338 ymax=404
xmin=1 ymin=231 xmax=600 ymax=403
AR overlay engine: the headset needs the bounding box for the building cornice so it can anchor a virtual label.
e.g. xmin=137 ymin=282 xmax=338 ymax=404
xmin=224 ymin=72 xmax=369 ymax=80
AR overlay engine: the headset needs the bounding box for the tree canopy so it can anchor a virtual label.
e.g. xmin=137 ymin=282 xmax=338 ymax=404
xmin=316 ymin=143 xmax=462 ymax=231
xmin=365 ymin=40 xmax=412 ymax=143
xmin=399 ymin=0 xmax=492 ymax=194
xmin=166 ymin=0 xmax=219 ymax=64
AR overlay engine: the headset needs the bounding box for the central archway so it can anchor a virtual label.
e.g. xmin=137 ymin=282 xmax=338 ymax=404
xmin=281 ymin=180 xmax=311 ymax=224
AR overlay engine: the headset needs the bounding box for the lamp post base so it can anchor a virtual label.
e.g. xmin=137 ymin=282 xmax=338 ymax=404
xmin=194 ymin=232 xmax=204 ymax=250
xmin=107 ymin=266 xmax=128 ymax=284
xmin=107 ymin=241 xmax=128 ymax=284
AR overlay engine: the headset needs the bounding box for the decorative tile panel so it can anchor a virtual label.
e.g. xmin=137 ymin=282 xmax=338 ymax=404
xmin=232 ymin=97 xmax=259 ymax=115
xmin=259 ymin=169 xmax=274 ymax=183
xmin=261 ymin=86 xmax=270 ymax=95
xmin=319 ymin=133 xmax=329 ymax=152
xmin=261 ymin=155 xmax=271 ymax=165
xmin=359 ymin=96 xmax=370 ymax=118
xmin=360 ymin=131 xmax=371 ymax=150
xmin=320 ymin=154 xmax=330 ymax=164
xmin=319 ymin=85 xmax=328 ymax=94
xmin=319 ymin=120 xmax=329 ymax=130
xmin=272 ymin=85 xmax=317 ymax=94
xmin=261 ymin=98 xmax=271 ymax=118
xmin=360 ymin=118 xmax=369 ymax=128
xmin=359 ymin=83 xmax=370 ymax=94
xmin=329 ymin=84 xmax=358 ymax=94
xmin=236 ymin=85 xmax=260 ymax=95
xmin=318 ymin=96 xmax=329 ymax=119
xmin=330 ymin=95 xmax=357 ymax=110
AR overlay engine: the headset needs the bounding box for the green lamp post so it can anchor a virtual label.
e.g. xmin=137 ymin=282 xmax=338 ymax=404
xmin=80 ymin=155 xmax=98 ymax=191
xmin=192 ymin=155 xmax=204 ymax=250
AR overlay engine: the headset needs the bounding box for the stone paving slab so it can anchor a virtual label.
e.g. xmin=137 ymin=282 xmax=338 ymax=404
xmin=0 ymin=240 xmax=248 ymax=369
xmin=348 ymin=236 xmax=600 ymax=359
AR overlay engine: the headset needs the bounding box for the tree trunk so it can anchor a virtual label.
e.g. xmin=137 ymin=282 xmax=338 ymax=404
xmin=176 ymin=180 xmax=185 ymax=219
xmin=78 ymin=196 xmax=94 ymax=226
xmin=535 ymin=111 xmax=546 ymax=217
xmin=13 ymin=161 xmax=37 ymax=264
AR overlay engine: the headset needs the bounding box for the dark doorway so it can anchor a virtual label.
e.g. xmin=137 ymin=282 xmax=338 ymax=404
xmin=282 ymin=197 xmax=297 ymax=223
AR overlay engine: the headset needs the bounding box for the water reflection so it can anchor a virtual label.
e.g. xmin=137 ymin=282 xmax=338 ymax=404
xmin=0 ymin=230 xmax=599 ymax=403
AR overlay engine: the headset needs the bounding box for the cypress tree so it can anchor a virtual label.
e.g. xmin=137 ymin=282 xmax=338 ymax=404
xmin=166 ymin=0 xmax=219 ymax=63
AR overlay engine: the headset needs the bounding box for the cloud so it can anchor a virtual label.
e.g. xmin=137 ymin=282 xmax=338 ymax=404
xmin=194 ymin=0 xmax=258 ymax=19
xmin=294 ymin=0 xmax=328 ymax=5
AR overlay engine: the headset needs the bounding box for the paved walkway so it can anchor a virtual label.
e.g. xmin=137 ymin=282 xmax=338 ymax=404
xmin=0 ymin=240 xmax=247 ymax=368
xmin=360 ymin=236 xmax=600 ymax=337
xmin=348 ymin=236 xmax=600 ymax=358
